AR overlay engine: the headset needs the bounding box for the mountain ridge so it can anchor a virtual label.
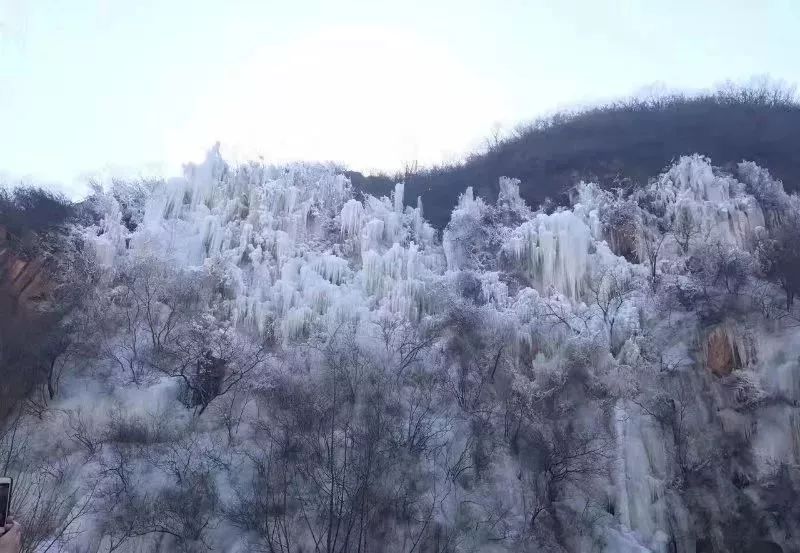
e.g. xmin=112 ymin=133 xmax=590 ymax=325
xmin=349 ymin=85 xmax=800 ymax=228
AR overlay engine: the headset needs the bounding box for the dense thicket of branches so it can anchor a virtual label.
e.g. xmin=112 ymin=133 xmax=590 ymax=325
xmin=350 ymin=82 xmax=800 ymax=228
xmin=0 ymin=187 xmax=75 ymax=256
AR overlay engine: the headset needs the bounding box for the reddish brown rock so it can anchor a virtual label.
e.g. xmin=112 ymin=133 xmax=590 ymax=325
xmin=702 ymin=323 xmax=750 ymax=377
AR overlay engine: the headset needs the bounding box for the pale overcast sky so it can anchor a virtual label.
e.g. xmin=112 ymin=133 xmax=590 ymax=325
xmin=1 ymin=0 xmax=798 ymax=195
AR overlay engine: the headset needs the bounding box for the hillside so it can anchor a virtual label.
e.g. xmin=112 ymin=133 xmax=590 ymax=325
xmin=0 ymin=188 xmax=87 ymax=421
xmin=350 ymin=86 xmax=800 ymax=228
xmin=2 ymin=147 xmax=800 ymax=552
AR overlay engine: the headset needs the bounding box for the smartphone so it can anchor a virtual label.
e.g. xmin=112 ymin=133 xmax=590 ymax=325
xmin=0 ymin=477 xmax=12 ymax=528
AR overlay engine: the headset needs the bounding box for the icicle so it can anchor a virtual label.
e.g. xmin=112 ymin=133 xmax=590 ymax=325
xmin=341 ymin=199 xmax=364 ymax=237
xmin=282 ymin=306 xmax=313 ymax=339
xmin=443 ymin=187 xmax=489 ymax=271
xmin=652 ymin=155 xmax=767 ymax=249
xmin=497 ymin=177 xmax=526 ymax=213
xmin=407 ymin=242 xmax=419 ymax=281
xmin=116 ymin=150 xmax=446 ymax=341
xmin=479 ymin=272 xmax=508 ymax=306
xmin=504 ymin=211 xmax=592 ymax=300
xmin=361 ymin=219 xmax=385 ymax=254
xmin=311 ymin=254 xmax=350 ymax=285
xmin=413 ymin=196 xmax=424 ymax=241
xmin=393 ymin=182 xmax=404 ymax=213
xmin=90 ymin=194 xmax=128 ymax=266
xmin=362 ymin=251 xmax=384 ymax=295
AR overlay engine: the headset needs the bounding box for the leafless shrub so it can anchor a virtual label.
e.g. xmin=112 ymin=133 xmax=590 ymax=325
xmin=11 ymin=459 xmax=96 ymax=553
xmin=103 ymin=406 xmax=175 ymax=445
xmin=152 ymin=314 xmax=274 ymax=416
xmin=65 ymin=409 xmax=103 ymax=457
xmin=756 ymin=215 xmax=800 ymax=309
xmin=0 ymin=414 xmax=29 ymax=475
xmin=209 ymin=388 xmax=250 ymax=446
xmin=149 ymin=473 xmax=219 ymax=552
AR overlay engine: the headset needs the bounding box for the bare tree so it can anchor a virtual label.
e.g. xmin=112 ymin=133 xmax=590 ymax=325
xmin=94 ymin=282 xmax=150 ymax=386
xmin=223 ymin=323 xmax=455 ymax=553
xmin=65 ymin=409 xmax=103 ymax=458
xmin=374 ymin=315 xmax=438 ymax=380
xmin=139 ymin=472 xmax=219 ymax=552
xmin=756 ymin=217 xmax=800 ymax=309
xmin=12 ymin=460 xmax=97 ymax=553
xmin=92 ymin=488 xmax=147 ymax=553
xmin=633 ymin=383 xmax=717 ymax=486
xmin=513 ymin=423 xmax=611 ymax=545
xmin=226 ymin=444 xmax=304 ymax=553
xmin=587 ymin=267 xmax=637 ymax=350
xmin=484 ymin=122 xmax=504 ymax=153
xmin=155 ymin=319 xmax=273 ymax=416
xmin=210 ymin=388 xmax=250 ymax=445
xmin=0 ymin=413 xmax=28 ymax=475
xmin=639 ymin=218 xmax=671 ymax=287
xmin=672 ymin=207 xmax=701 ymax=254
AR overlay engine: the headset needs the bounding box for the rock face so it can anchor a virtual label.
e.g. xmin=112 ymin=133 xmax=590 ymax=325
xmin=0 ymin=252 xmax=49 ymax=305
xmin=0 ymin=226 xmax=52 ymax=421
xmin=0 ymin=225 xmax=51 ymax=310
xmin=702 ymin=323 xmax=750 ymax=377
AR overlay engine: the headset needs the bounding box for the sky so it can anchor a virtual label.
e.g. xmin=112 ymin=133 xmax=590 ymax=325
xmin=1 ymin=0 xmax=799 ymax=196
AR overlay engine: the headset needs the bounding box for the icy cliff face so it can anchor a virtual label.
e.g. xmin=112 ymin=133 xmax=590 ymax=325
xmin=25 ymin=151 xmax=800 ymax=553
xmin=503 ymin=211 xmax=594 ymax=300
xmin=651 ymin=154 xmax=766 ymax=249
xmin=101 ymin=145 xmax=441 ymax=337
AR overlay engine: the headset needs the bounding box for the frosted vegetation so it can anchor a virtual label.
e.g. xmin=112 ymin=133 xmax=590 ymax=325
xmin=3 ymin=147 xmax=800 ymax=552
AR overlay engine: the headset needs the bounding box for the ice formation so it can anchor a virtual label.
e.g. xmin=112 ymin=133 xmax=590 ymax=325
xmin=650 ymin=154 xmax=766 ymax=249
xmin=93 ymin=146 xmax=441 ymax=337
xmin=67 ymin=151 xmax=800 ymax=552
xmin=504 ymin=211 xmax=594 ymax=300
xmin=442 ymin=186 xmax=488 ymax=271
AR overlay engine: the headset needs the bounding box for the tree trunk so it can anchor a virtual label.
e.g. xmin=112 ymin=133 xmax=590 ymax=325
xmin=47 ymin=358 xmax=56 ymax=399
